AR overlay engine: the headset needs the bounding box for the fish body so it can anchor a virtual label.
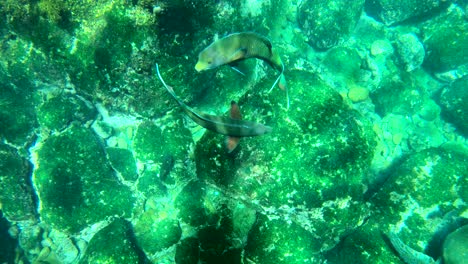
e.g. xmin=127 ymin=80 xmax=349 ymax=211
xmin=195 ymin=32 xmax=289 ymax=108
xmin=195 ymin=32 xmax=283 ymax=72
xmin=155 ymin=64 xmax=272 ymax=138
xmin=387 ymin=232 xmax=436 ymax=264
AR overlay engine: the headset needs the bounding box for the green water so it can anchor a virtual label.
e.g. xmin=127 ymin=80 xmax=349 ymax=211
xmin=0 ymin=0 xmax=467 ymax=263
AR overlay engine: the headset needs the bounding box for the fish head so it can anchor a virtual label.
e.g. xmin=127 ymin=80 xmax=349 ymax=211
xmin=195 ymin=44 xmax=228 ymax=71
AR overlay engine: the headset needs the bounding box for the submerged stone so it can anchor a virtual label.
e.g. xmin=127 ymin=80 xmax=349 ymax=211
xmin=443 ymin=225 xmax=468 ymax=264
xmin=370 ymin=148 xmax=467 ymax=251
xmin=0 ymin=144 xmax=36 ymax=221
xmin=106 ymin=147 xmax=138 ymax=181
xmin=297 ymin=0 xmax=365 ymax=49
xmin=394 ymin=33 xmax=425 ymax=72
xmin=79 ymin=219 xmax=145 ymax=263
xmin=33 ymin=126 xmax=134 ymax=233
xmin=37 ymin=95 xmax=96 ymax=131
xmin=366 ymin=0 xmax=447 ymax=25
xmin=423 ymin=8 xmax=468 ymax=72
xmin=195 ymin=70 xmax=376 ymax=255
xmin=133 ymin=210 xmax=181 ymax=254
xmin=438 ymin=76 xmax=468 ymax=137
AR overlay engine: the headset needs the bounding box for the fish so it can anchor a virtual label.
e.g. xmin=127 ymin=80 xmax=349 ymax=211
xmin=386 ymin=232 xmax=437 ymax=264
xmin=155 ymin=64 xmax=272 ymax=151
xmin=195 ymin=32 xmax=289 ymax=108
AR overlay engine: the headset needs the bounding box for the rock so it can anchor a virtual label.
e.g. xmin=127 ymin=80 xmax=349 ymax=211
xmin=133 ymin=210 xmax=181 ymax=253
xmin=394 ymin=33 xmax=425 ymax=72
xmin=79 ymin=219 xmax=145 ymax=263
xmin=323 ymin=47 xmax=362 ymax=80
xmin=423 ymin=8 xmax=468 ymax=72
xmin=297 ymin=0 xmax=365 ymax=49
xmin=245 ymin=214 xmax=325 ymax=263
xmin=443 ymin=225 xmax=468 ymax=264
xmin=37 ymin=95 xmax=96 ymax=131
xmin=365 ymin=0 xmax=447 ymax=25
xmin=370 ymin=39 xmax=394 ymax=57
xmin=33 ymin=126 xmax=134 ymax=233
xmin=195 ymin=70 xmax=376 ymax=258
xmin=106 ymin=147 xmax=138 ymax=181
xmin=418 ymin=99 xmax=441 ymax=121
xmin=0 ymin=144 xmax=36 ymax=221
xmin=438 ymin=76 xmax=468 ymax=136
xmin=348 ymin=85 xmax=370 ymax=102
xmin=370 ymin=148 xmax=467 ymax=251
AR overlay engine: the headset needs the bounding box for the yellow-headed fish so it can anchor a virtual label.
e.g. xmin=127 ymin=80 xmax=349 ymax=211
xmin=195 ymin=32 xmax=289 ymax=108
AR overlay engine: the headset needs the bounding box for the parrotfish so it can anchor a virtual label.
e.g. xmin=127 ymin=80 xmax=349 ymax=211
xmin=155 ymin=64 xmax=272 ymax=152
xmin=195 ymin=32 xmax=289 ymax=108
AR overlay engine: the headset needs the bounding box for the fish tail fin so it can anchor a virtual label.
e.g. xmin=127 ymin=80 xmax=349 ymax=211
xmin=155 ymin=63 xmax=184 ymax=105
xmin=268 ymin=63 xmax=289 ymax=109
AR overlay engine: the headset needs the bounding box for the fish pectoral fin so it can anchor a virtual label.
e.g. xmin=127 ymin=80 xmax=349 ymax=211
xmin=226 ymin=136 xmax=241 ymax=153
xmin=230 ymin=48 xmax=248 ymax=62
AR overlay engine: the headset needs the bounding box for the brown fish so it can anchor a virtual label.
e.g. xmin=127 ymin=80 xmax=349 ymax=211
xmin=195 ymin=32 xmax=289 ymax=108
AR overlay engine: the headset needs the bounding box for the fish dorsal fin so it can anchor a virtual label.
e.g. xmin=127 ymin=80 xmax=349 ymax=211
xmin=229 ymin=101 xmax=242 ymax=120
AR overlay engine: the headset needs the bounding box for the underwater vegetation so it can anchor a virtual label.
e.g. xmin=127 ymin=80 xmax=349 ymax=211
xmin=0 ymin=0 xmax=467 ymax=263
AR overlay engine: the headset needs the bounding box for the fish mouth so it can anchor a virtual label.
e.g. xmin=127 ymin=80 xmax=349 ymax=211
xmin=195 ymin=62 xmax=205 ymax=72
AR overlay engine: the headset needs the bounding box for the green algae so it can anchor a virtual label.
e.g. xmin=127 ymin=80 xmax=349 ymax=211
xmin=246 ymin=214 xmax=323 ymax=263
xmin=370 ymin=147 xmax=467 ymax=250
xmin=80 ymin=218 xmax=145 ymax=264
xmin=297 ymin=0 xmax=365 ymax=50
xmin=174 ymin=181 xmax=208 ymax=226
xmin=134 ymin=211 xmax=181 ymax=253
xmin=0 ymin=144 xmax=36 ymax=221
xmin=37 ymin=95 xmax=96 ymax=131
xmin=34 ymin=126 xmax=134 ymax=233
xmin=106 ymin=147 xmax=138 ymax=181
xmin=438 ymin=76 xmax=468 ymax=137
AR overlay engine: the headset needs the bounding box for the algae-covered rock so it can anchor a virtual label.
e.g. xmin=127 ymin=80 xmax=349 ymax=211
xmin=33 ymin=126 xmax=134 ymax=233
xmin=175 ymin=237 xmax=199 ymax=264
xmin=438 ymin=76 xmax=468 ymax=136
xmin=0 ymin=144 xmax=36 ymax=221
xmin=371 ymin=74 xmax=426 ymax=116
xmin=134 ymin=210 xmax=181 ymax=253
xmin=323 ymin=47 xmax=362 ymax=80
xmin=80 ymin=218 xmax=145 ymax=263
xmin=323 ymin=223 xmax=400 ymax=263
xmin=195 ymin=70 xmax=376 ymax=254
xmin=133 ymin=119 xmax=192 ymax=164
xmin=106 ymin=147 xmax=138 ymax=181
xmin=0 ymin=212 xmax=17 ymax=264
xmin=443 ymin=225 xmax=468 ymax=264
xmin=37 ymin=95 xmax=96 ymax=131
xmin=394 ymin=33 xmax=425 ymax=72
xmin=0 ymin=66 xmax=37 ymax=146
xmin=174 ymin=181 xmax=209 ymax=227
xmin=366 ymin=0 xmax=447 ymax=25
xmin=423 ymin=8 xmax=468 ymax=72
xmin=297 ymin=0 xmax=365 ymax=49
xmin=370 ymin=148 xmax=467 ymax=251
xmin=245 ymin=214 xmax=325 ymax=263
